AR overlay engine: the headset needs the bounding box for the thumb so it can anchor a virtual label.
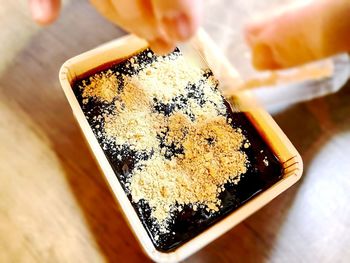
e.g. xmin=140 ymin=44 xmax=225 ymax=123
xmin=245 ymin=0 xmax=350 ymax=70
xmin=29 ymin=0 xmax=61 ymax=25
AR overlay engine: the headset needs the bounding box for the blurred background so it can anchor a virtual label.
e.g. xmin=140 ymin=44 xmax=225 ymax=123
xmin=1 ymin=0 xmax=350 ymax=262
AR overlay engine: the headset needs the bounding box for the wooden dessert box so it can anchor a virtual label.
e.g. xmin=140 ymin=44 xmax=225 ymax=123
xmin=59 ymin=30 xmax=302 ymax=263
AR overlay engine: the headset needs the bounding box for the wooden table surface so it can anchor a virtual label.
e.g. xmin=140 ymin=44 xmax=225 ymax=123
xmin=1 ymin=1 xmax=350 ymax=262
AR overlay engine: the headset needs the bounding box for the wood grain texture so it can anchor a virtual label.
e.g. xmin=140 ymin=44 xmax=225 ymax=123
xmin=0 ymin=0 xmax=349 ymax=262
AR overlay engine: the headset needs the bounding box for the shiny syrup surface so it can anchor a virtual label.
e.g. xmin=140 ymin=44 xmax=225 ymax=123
xmin=72 ymin=49 xmax=283 ymax=252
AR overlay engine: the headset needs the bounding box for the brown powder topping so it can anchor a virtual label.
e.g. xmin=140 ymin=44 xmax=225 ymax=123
xmin=102 ymin=79 xmax=166 ymax=151
xmin=103 ymin=111 xmax=165 ymax=151
xmin=130 ymin=115 xmax=247 ymax=226
xmin=81 ymin=70 xmax=118 ymax=103
xmin=80 ymin=50 xmax=249 ymax=231
xmin=164 ymin=112 xmax=191 ymax=149
xmin=130 ymin=55 xmax=202 ymax=102
xmin=114 ymin=78 xmax=151 ymax=112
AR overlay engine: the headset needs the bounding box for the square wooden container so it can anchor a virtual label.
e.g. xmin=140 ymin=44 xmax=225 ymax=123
xmin=59 ymin=30 xmax=303 ymax=263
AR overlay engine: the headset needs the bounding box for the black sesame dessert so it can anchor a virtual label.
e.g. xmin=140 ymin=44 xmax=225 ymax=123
xmin=72 ymin=48 xmax=283 ymax=252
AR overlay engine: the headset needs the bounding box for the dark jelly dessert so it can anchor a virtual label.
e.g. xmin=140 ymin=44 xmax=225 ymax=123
xmin=72 ymin=48 xmax=283 ymax=252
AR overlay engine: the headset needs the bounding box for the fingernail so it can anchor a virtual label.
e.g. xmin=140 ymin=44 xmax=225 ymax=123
xmin=244 ymin=23 xmax=262 ymax=46
xmin=252 ymin=43 xmax=280 ymax=70
xmin=30 ymin=0 xmax=44 ymax=21
xmin=29 ymin=0 xmax=52 ymax=24
xmin=245 ymin=21 xmax=264 ymax=37
xmin=161 ymin=13 xmax=192 ymax=41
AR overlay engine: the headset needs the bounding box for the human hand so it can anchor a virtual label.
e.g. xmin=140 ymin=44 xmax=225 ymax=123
xmin=28 ymin=0 xmax=202 ymax=54
xmin=245 ymin=0 xmax=350 ymax=70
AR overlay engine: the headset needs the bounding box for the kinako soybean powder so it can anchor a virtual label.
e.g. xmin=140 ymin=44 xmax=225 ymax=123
xmin=80 ymin=51 xmax=249 ymax=232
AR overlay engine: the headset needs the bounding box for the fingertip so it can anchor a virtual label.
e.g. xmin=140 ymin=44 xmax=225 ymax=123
xmin=149 ymin=38 xmax=176 ymax=55
xmin=29 ymin=0 xmax=61 ymax=25
xmin=32 ymin=13 xmax=58 ymax=25
xmin=153 ymin=0 xmax=202 ymax=42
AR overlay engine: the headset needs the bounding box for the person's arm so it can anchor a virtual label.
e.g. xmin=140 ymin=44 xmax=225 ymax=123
xmin=28 ymin=0 xmax=202 ymax=54
xmin=29 ymin=0 xmax=350 ymax=69
xmin=245 ymin=0 xmax=350 ymax=70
